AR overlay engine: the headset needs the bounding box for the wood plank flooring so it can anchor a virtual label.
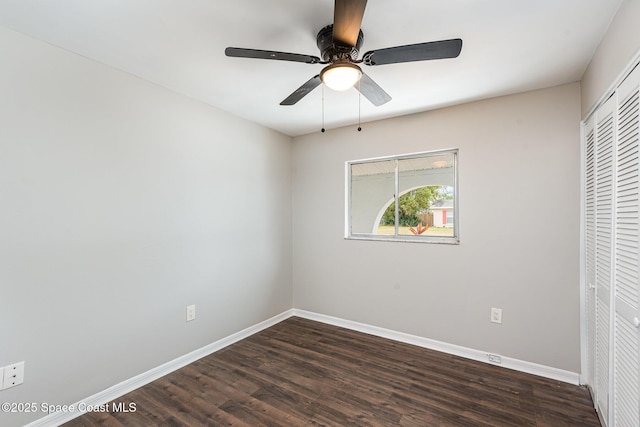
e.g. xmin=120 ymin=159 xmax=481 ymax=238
xmin=63 ymin=317 xmax=600 ymax=426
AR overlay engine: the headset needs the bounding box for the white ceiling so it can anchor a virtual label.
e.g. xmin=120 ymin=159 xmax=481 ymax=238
xmin=0 ymin=0 xmax=622 ymax=136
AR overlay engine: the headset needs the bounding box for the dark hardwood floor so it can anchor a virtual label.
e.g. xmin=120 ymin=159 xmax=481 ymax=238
xmin=63 ymin=317 xmax=600 ymax=426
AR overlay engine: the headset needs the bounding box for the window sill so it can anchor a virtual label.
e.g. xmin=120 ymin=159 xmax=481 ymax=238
xmin=345 ymin=235 xmax=460 ymax=245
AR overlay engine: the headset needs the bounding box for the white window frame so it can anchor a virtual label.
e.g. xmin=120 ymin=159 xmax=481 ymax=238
xmin=345 ymin=148 xmax=459 ymax=244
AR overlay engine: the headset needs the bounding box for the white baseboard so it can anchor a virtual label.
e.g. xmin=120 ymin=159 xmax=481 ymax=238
xmin=292 ymin=309 xmax=581 ymax=386
xmin=26 ymin=309 xmax=294 ymax=427
xmin=28 ymin=307 xmax=580 ymax=426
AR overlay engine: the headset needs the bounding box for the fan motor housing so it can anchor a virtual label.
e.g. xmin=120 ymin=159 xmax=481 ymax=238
xmin=316 ymin=25 xmax=363 ymax=62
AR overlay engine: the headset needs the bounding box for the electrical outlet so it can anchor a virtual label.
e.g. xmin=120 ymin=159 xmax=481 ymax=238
xmin=3 ymin=361 xmax=25 ymax=389
xmin=186 ymin=304 xmax=196 ymax=322
xmin=491 ymin=307 xmax=502 ymax=324
xmin=488 ymin=354 xmax=502 ymax=364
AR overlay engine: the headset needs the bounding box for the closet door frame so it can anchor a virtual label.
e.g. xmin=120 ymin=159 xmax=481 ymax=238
xmin=581 ymin=55 xmax=640 ymax=427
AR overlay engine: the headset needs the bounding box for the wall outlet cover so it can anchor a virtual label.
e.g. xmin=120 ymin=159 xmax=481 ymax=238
xmin=491 ymin=307 xmax=503 ymax=324
xmin=186 ymin=304 xmax=196 ymax=322
xmin=3 ymin=361 xmax=25 ymax=389
xmin=488 ymin=354 xmax=502 ymax=364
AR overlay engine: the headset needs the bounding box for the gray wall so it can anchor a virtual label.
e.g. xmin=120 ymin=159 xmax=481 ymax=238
xmin=4 ymin=5 xmax=626 ymax=421
xmin=292 ymin=83 xmax=582 ymax=372
xmin=0 ymin=27 xmax=292 ymax=427
xmin=581 ymin=0 xmax=640 ymax=116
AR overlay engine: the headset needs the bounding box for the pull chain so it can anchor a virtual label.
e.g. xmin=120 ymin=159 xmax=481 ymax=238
xmin=321 ymin=81 xmax=363 ymax=133
xmin=357 ymin=78 xmax=362 ymax=132
xmin=321 ymin=82 xmax=325 ymax=133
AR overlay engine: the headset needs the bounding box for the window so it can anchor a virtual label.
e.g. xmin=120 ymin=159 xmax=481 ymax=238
xmin=346 ymin=149 xmax=458 ymax=243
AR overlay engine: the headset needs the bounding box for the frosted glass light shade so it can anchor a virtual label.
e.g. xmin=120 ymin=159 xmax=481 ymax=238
xmin=320 ymin=63 xmax=362 ymax=91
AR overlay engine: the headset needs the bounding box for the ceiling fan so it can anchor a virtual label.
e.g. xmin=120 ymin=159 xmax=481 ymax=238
xmin=225 ymin=0 xmax=462 ymax=107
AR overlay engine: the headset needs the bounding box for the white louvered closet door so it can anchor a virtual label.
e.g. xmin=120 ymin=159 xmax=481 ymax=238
xmin=613 ymin=64 xmax=640 ymax=427
xmin=585 ymin=62 xmax=640 ymax=427
xmin=594 ymin=95 xmax=615 ymax=423
xmin=585 ymin=116 xmax=597 ymax=391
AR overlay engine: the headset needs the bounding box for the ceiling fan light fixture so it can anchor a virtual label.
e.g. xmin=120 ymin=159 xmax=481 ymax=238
xmin=320 ymin=62 xmax=362 ymax=91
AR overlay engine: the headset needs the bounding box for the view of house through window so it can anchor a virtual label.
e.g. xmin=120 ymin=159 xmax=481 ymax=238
xmin=347 ymin=149 xmax=458 ymax=243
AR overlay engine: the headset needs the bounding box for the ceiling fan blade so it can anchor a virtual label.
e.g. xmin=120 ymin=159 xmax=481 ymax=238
xmin=362 ymin=38 xmax=462 ymax=66
xmin=225 ymin=47 xmax=320 ymax=64
xmin=280 ymin=75 xmax=322 ymax=106
xmin=356 ymin=73 xmax=391 ymax=106
xmin=333 ymin=0 xmax=367 ymax=46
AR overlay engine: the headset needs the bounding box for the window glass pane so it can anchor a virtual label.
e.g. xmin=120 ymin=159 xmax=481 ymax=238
xmin=397 ymin=154 xmax=455 ymax=237
xmin=350 ymin=159 xmax=395 ymax=235
xmin=346 ymin=149 xmax=458 ymax=243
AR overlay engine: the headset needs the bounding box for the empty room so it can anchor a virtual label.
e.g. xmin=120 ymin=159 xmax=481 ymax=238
xmin=1 ymin=0 xmax=639 ymax=426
